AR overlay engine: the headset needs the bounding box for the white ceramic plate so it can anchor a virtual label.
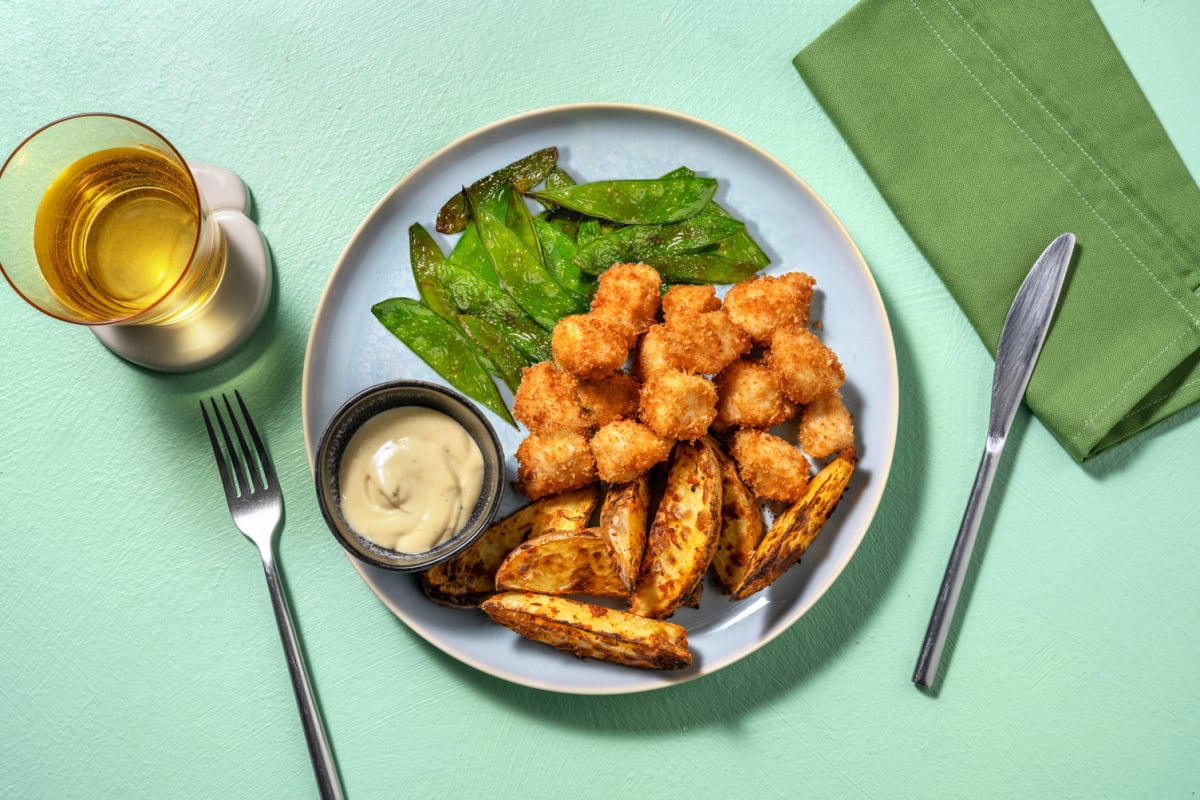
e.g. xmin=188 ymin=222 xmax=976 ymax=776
xmin=302 ymin=103 xmax=898 ymax=694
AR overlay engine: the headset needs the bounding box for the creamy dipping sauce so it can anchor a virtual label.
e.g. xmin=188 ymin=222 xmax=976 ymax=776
xmin=338 ymin=407 xmax=484 ymax=553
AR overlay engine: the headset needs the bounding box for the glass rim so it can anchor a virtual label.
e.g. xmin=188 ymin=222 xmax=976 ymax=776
xmin=0 ymin=112 xmax=206 ymax=326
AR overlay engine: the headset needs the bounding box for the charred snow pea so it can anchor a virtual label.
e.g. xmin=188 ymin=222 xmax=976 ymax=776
xmin=468 ymin=188 xmax=588 ymax=330
xmin=436 ymin=147 xmax=559 ymax=234
xmin=370 ymin=297 xmax=515 ymax=426
xmin=435 ymin=260 xmax=552 ymax=364
xmin=571 ymin=215 xmax=745 ymax=275
xmin=644 ymin=252 xmax=760 ymax=284
xmin=457 ymin=314 xmax=525 ymax=393
xmin=663 ymin=165 xmax=769 ymax=268
xmin=528 ymin=177 xmax=718 ymax=225
xmin=533 ymin=217 xmax=594 ymax=298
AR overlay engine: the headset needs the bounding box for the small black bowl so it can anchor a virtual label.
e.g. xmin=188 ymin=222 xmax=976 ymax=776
xmin=314 ymin=380 xmax=505 ymax=571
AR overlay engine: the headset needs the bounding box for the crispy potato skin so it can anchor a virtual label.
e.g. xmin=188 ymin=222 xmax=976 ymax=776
xmin=494 ymin=529 xmax=626 ymax=599
xmin=420 ymin=503 xmax=539 ymax=607
xmin=713 ymin=358 xmax=796 ymax=430
xmin=590 ymin=419 xmax=673 ymax=484
xmin=711 ymin=441 xmax=765 ymax=594
xmin=629 ymin=439 xmax=722 ymax=619
xmin=598 ymin=476 xmax=651 ymax=591
xmin=512 ymin=361 xmax=589 ymax=434
xmin=481 ymin=591 xmax=692 ymax=670
xmin=515 ymin=430 xmax=597 ymax=499
xmin=767 ymin=325 xmax=845 ymax=405
xmin=723 ymin=272 xmax=815 ymax=343
xmin=798 ymin=390 xmax=855 ymax=458
xmin=531 ymin=485 xmax=599 ymax=537
xmin=731 ymin=447 xmax=857 ymax=600
xmin=728 ymin=429 xmax=811 ymax=503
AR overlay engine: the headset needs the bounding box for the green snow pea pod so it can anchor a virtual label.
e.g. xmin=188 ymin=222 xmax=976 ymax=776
xmin=528 ymin=177 xmax=717 ymax=225
xmin=436 ymin=147 xmax=559 ymax=234
xmin=577 ymin=218 xmax=602 ymax=247
xmin=436 ymin=260 xmax=552 ymax=363
xmin=505 ymin=186 xmax=546 ymax=268
xmin=447 ymin=219 xmax=501 ymax=286
xmin=533 ymin=216 xmax=594 ymax=298
xmin=370 ymin=297 xmax=515 ymax=427
xmin=457 ymin=314 xmax=525 ymax=393
xmin=572 ymin=215 xmax=746 ymax=275
xmin=468 ymin=188 xmax=588 ymax=330
xmin=644 ymin=252 xmax=760 ymax=284
xmin=664 ymin=165 xmax=770 ymax=268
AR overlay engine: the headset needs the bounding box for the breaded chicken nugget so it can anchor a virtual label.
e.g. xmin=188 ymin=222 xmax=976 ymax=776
xmin=713 ymin=358 xmax=797 ymax=430
xmin=576 ymin=370 xmax=641 ymax=428
xmin=728 ymin=429 xmax=811 ymax=503
xmin=797 ymin=390 xmax=855 ymax=459
xmin=515 ymin=429 xmax=597 ymax=499
xmin=766 ymin=325 xmax=845 ymax=405
xmin=590 ymin=419 xmax=673 ymax=484
xmin=633 ymin=323 xmax=678 ymax=380
xmin=724 ymin=272 xmax=816 ymax=344
xmin=590 ymin=263 xmax=662 ymax=338
xmin=661 ymin=284 xmax=721 ymax=319
xmin=665 ymin=309 xmax=751 ymax=375
xmin=512 ymin=361 xmax=589 ymax=434
xmin=639 ymin=370 xmax=718 ymax=441
xmin=552 ymin=313 xmax=633 ymax=379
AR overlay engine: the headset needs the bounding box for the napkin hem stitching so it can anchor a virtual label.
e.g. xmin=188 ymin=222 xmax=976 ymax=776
xmin=909 ymin=0 xmax=1200 ymax=332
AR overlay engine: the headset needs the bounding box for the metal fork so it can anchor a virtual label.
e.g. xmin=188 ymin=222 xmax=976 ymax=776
xmin=202 ymin=391 xmax=345 ymax=800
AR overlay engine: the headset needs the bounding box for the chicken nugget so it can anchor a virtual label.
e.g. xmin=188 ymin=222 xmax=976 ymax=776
xmin=728 ymin=429 xmax=811 ymax=503
xmin=665 ymin=309 xmax=751 ymax=375
xmin=590 ymin=263 xmax=662 ymax=338
xmin=633 ymin=323 xmax=679 ymax=380
xmin=797 ymin=390 xmax=855 ymax=459
xmin=661 ymin=284 xmax=721 ymax=319
xmin=512 ymin=361 xmax=589 ymax=434
xmin=724 ymin=272 xmax=816 ymax=344
xmin=766 ymin=325 xmax=845 ymax=405
xmin=639 ymin=370 xmax=718 ymax=441
xmin=515 ymin=430 xmax=597 ymax=499
xmin=713 ymin=358 xmax=797 ymax=430
xmin=590 ymin=419 xmax=673 ymax=484
xmin=576 ymin=371 xmax=641 ymax=428
xmin=552 ymin=313 xmax=633 ymax=379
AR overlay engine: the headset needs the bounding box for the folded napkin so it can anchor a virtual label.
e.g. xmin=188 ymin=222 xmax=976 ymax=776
xmin=795 ymin=0 xmax=1200 ymax=461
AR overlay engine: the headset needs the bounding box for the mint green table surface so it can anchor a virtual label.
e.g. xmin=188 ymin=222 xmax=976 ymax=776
xmin=3 ymin=2 xmax=1198 ymax=797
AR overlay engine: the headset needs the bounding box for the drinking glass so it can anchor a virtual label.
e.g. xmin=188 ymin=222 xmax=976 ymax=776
xmin=0 ymin=114 xmax=270 ymax=371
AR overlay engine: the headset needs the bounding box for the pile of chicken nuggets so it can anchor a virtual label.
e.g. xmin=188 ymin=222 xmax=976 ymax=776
xmin=512 ymin=262 xmax=855 ymax=503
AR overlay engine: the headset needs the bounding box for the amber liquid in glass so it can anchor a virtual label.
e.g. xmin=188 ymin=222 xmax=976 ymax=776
xmin=33 ymin=145 xmax=225 ymax=324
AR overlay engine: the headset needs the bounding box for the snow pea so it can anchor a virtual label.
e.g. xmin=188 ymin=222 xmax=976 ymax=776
xmin=528 ymin=177 xmax=718 ymax=225
xmin=533 ymin=216 xmax=594 ymax=298
xmin=571 ymin=215 xmax=746 ymax=275
xmin=436 ymin=147 xmax=558 ymax=233
xmin=644 ymin=253 xmax=760 ymax=284
xmin=436 ymin=260 xmax=552 ymax=363
xmin=370 ymin=297 xmax=515 ymax=427
xmin=664 ymin=165 xmax=770 ymax=268
xmin=468 ymin=188 xmax=588 ymax=330
xmin=457 ymin=314 xmax=525 ymax=393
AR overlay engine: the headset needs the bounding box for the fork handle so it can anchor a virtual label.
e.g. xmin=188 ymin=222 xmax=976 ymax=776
xmin=260 ymin=552 xmax=346 ymax=800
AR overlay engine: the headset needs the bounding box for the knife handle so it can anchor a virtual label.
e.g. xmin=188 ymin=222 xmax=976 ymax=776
xmin=913 ymin=437 xmax=1003 ymax=687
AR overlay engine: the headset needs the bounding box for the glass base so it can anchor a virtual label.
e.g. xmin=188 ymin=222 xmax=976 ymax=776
xmin=90 ymin=162 xmax=271 ymax=372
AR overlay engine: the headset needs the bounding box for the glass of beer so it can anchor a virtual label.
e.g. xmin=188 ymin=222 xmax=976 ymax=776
xmin=0 ymin=114 xmax=270 ymax=371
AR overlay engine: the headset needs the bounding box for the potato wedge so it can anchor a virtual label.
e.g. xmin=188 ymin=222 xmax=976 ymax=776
xmin=420 ymin=503 xmax=538 ymax=607
xmin=710 ymin=440 xmax=765 ymax=594
xmin=481 ymin=591 xmax=691 ymax=670
xmin=597 ymin=476 xmax=651 ymax=591
xmin=731 ymin=447 xmax=857 ymax=600
xmin=530 ymin=485 xmax=599 ymax=538
xmin=629 ymin=439 xmax=722 ymax=619
xmin=494 ymin=528 xmax=626 ymax=599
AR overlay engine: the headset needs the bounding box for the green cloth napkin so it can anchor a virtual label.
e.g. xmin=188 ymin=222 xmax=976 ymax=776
xmin=795 ymin=0 xmax=1200 ymax=462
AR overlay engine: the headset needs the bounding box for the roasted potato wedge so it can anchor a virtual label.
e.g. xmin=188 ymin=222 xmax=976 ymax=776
xmin=494 ymin=528 xmax=626 ymax=598
xmin=420 ymin=503 xmax=538 ymax=607
xmin=597 ymin=476 xmax=651 ymax=591
xmin=731 ymin=447 xmax=857 ymax=600
xmin=710 ymin=440 xmax=764 ymax=594
xmin=481 ymin=591 xmax=691 ymax=670
xmin=531 ymin=485 xmax=599 ymax=537
xmin=629 ymin=439 xmax=722 ymax=619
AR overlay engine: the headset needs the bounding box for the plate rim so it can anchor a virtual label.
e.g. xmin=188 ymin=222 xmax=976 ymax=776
xmin=301 ymin=101 xmax=899 ymax=694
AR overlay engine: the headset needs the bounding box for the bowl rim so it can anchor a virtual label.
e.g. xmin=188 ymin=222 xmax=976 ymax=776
xmin=313 ymin=379 xmax=505 ymax=572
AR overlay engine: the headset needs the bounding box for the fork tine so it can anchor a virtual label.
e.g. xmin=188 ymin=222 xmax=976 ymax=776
xmin=211 ymin=395 xmax=251 ymax=498
xmin=201 ymin=399 xmax=238 ymax=504
xmin=234 ymin=390 xmax=278 ymax=490
xmin=223 ymin=393 xmax=265 ymax=493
